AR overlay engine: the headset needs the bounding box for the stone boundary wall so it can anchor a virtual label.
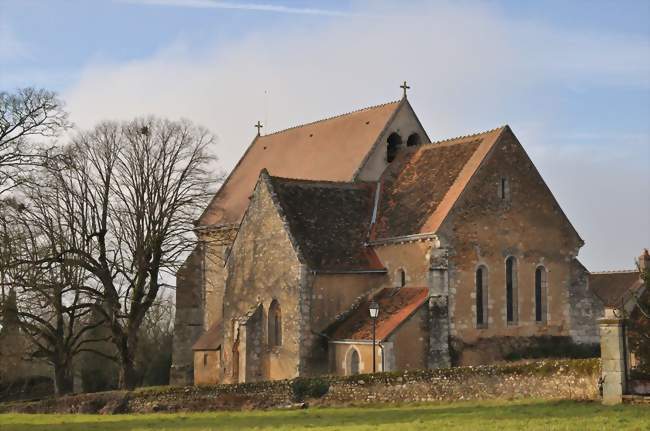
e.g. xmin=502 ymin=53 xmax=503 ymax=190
xmin=0 ymin=359 xmax=599 ymax=415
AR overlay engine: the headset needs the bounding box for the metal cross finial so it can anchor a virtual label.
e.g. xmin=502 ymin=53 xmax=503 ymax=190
xmin=400 ymin=81 xmax=410 ymax=98
xmin=254 ymin=120 xmax=263 ymax=136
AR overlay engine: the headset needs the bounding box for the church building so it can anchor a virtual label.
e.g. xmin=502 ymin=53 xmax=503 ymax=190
xmin=171 ymin=88 xmax=607 ymax=385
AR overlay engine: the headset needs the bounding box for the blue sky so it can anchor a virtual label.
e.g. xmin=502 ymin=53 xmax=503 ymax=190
xmin=1 ymin=0 xmax=649 ymax=269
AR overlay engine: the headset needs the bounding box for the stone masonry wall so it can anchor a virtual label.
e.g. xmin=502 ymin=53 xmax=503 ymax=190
xmin=1 ymin=359 xmax=600 ymax=414
xmin=437 ymin=128 xmax=585 ymax=364
xmin=222 ymin=176 xmax=303 ymax=383
xmin=170 ymin=245 xmax=205 ymax=386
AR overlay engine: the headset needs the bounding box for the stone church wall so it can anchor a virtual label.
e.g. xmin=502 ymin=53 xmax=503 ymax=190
xmin=373 ymin=241 xmax=433 ymax=289
xmin=170 ymin=245 xmax=205 ymax=385
xmin=437 ymin=128 xmax=584 ymax=364
xmin=222 ymin=178 xmax=303 ymax=383
xmin=568 ymin=259 xmax=603 ymax=344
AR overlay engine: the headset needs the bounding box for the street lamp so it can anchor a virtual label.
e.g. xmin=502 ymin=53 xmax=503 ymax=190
xmin=369 ymin=300 xmax=380 ymax=373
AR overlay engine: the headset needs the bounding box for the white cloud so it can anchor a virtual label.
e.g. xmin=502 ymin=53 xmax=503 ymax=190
xmin=118 ymin=0 xmax=357 ymax=16
xmin=63 ymin=1 xmax=649 ymax=270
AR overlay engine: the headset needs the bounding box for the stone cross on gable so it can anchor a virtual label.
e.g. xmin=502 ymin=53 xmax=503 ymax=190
xmin=254 ymin=120 xmax=263 ymax=136
xmin=400 ymin=81 xmax=410 ymax=98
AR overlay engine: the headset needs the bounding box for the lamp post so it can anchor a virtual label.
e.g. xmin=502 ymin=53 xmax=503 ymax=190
xmin=369 ymin=300 xmax=380 ymax=373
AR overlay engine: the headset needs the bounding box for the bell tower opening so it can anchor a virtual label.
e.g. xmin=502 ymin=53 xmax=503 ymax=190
xmin=387 ymin=132 xmax=402 ymax=163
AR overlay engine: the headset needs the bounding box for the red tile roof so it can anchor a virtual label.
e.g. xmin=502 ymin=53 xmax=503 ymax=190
xmin=589 ymin=271 xmax=644 ymax=308
xmin=373 ymin=127 xmax=505 ymax=239
xmin=327 ymin=287 xmax=429 ymax=341
xmin=267 ymin=174 xmax=384 ymax=272
xmin=198 ymin=100 xmax=403 ymax=227
xmin=192 ymin=321 xmax=223 ymax=351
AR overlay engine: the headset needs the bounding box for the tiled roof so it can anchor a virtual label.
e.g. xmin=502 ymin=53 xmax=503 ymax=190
xmin=267 ymin=174 xmax=384 ymax=272
xmin=198 ymin=100 xmax=403 ymax=226
xmin=373 ymin=127 xmax=505 ymax=239
xmin=589 ymin=270 xmax=643 ymax=308
xmin=327 ymin=287 xmax=429 ymax=341
xmin=192 ymin=321 xmax=223 ymax=351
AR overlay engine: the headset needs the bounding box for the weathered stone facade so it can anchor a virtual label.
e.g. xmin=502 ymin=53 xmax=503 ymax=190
xmin=172 ymin=97 xmax=607 ymax=385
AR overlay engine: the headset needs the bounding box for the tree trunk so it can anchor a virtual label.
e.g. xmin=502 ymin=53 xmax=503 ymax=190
xmin=117 ymin=332 xmax=140 ymax=390
xmin=53 ymin=362 xmax=74 ymax=396
xmin=118 ymin=357 xmax=139 ymax=390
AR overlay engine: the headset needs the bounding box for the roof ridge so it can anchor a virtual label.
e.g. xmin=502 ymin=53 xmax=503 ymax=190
xmin=590 ymin=269 xmax=639 ymax=274
xmin=261 ymin=99 xmax=401 ymax=137
xmin=427 ymin=125 xmax=507 ymax=146
xmin=268 ymin=174 xmax=374 ymax=188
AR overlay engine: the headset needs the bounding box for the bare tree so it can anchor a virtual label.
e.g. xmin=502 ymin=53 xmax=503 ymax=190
xmin=33 ymin=117 xmax=215 ymax=389
xmin=0 ymin=88 xmax=70 ymax=195
xmin=0 ymin=192 xmax=107 ymax=396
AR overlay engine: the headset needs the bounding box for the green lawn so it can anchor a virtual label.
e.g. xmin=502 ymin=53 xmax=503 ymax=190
xmin=0 ymin=399 xmax=648 ymax=431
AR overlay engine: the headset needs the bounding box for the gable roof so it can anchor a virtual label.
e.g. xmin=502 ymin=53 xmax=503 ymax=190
xmin=373 ymin=127 xmax=505 ymax=239
xmin=199 ymin=100 xmax=403 ymax=227
xmin=266 ymin=174 xmax=384 ymax=272
xmin=589 ymin=270 xmax=644 ymax=308
xmin=192 ymin=321 xmax=223 ymax=351
xmin=326 ymin=287 xmax=429 ymax=341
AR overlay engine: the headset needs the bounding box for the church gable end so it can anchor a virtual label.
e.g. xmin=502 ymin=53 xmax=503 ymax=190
xmin=221 ymin=172 xmax=304 ymax=383
xmin=436 ymin=127 xmax=585 ymax=357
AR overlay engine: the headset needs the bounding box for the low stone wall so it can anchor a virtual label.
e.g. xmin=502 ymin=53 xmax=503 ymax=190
xmin=0 ymin=359 xmax=599 ymax=414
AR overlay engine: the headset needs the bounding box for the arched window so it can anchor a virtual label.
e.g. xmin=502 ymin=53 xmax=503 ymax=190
xmin=535 ymin=266 xmax=547 ymax=323
xmin=406 ymin=133 xmax=421 ymax=147
xmin=476 ymin=266 xmax=488 ymax=327
xmin=386 ymin=132 xmax=402 ymax=163
xmin=505 ymin=257 xmax=518 ymax=324
xmin=348 ymin=348 xmax=360 ymax=375
xmin=398 ymin=268 xmax=406 ymax=287
xmin=268 ymin=300 xmax=282 ymax=347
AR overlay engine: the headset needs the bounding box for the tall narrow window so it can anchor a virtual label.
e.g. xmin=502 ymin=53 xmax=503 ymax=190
xmin=506 ymin=257 xmax=518 ymax=324
xmin=535 ymin=266 xmax=547 ymax=323
xmin=268 ymin=300 xmax=282 ymax=347
xmin=476 ymin=266 xmax=488 ymax=327
xmin=399 ymin=268 xmax=406 ymax=287
xmin=499 ymin=177 xmax=510 ymax=201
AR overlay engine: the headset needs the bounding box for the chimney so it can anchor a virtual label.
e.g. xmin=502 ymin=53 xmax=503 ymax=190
xmin=639 ymin=249 xmax=650 ymax=273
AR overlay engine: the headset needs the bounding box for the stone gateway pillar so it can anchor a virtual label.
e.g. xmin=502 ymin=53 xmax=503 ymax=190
xmin=598 ymin=313 xmax=627 ymax=405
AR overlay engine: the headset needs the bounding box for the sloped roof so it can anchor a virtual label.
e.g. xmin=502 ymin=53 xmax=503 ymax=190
xmin=589 ymin=271 xmax=643 ymax=308
xmin=192 ymin=321 xmax=223 ymax=351
xmin=373 ymin=127 xmax=505 ymax=239
xmin=199 ymin=100 xmax=403 ymax=226
xmin=326 ymin=287 xmax=429 ymax=341
xmin=267 ymin=174 xmax=384 ymax=272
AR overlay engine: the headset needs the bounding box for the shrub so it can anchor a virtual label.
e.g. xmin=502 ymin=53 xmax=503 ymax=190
xmin=291 ymin=378 xmax=329 ymax=402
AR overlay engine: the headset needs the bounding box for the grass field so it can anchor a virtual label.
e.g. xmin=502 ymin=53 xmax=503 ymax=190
xmin=0 ymin=399 xmax=648 ymax=431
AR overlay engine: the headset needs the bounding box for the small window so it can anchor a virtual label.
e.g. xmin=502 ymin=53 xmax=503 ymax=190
xmin=406 ymin=133 xmax=421 ymax=147
xmin=268 ymin=300 xmax=282 ymax=347
xmin=387 ymin=132 xmax=402 ymax=163
xmin=476 ymin=266 xmax=488 ymax=328
xmin=398 ymin=268 xmax=406 ymax=287
xmin=535 ymin=266 xmax=548 ymax=323
xmin=203 ymin=353 xmax=209 ymax=367
xmin=499 ymin=177 xmax=510 ymax=201
xmin=506 ymin=256 xmax=518 ymax=324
